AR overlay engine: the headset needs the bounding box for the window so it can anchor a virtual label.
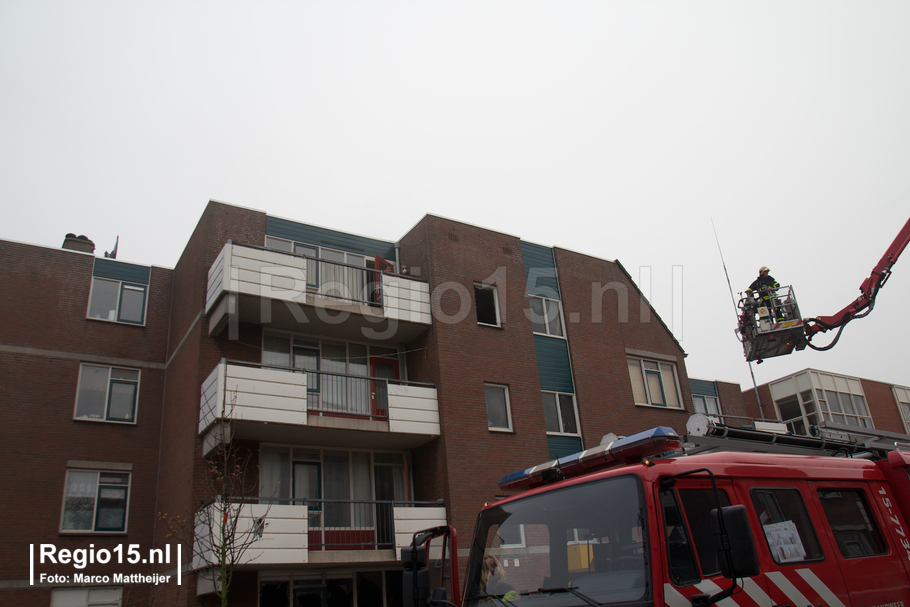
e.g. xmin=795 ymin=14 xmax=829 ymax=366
xmin=485 ymin=384 xmax=512 ymax=431
xmin=627 ymin=358 xmax=681 ymax=408
xmin=265 ymin=236 xmax=375 ymax=303
xmin=88 ymin=278 xmax=147 ymax=324
xmin=75 ymin=365 xmax=139 ymax=423
xmin=815 ymin=389 xmax=873 ymax=428
xmin=541 ymin=392 xmax=579 ymax=435
xmin=475 ymin=284 xmax=500 ymax=326
xmin=678 ymin=488 xmax=732 ymax=576
xmin=52 ymin=587 xmax=122 ymax=607
xmin=895 ymin=387 xmax=910 ymax=434
xmin=62 ymin=469 xmax=130 ymax=532
xmin=692 ymin=395 xmax=720 ymax=416
xmin=751 ymin=487 xmax=823 ymax=564
xmin=817 ymin=489 xmax=886 ymax=558
xmin=528 ymin=296 xmax=563 ymax=337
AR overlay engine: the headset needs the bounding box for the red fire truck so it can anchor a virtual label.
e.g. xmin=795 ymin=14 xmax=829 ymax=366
xmin=404 ymin=426 xmax=910 ymax=607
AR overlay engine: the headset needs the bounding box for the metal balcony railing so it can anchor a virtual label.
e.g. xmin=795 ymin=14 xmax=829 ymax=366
xmin=246 ymin=497 xmax=444 ymax=550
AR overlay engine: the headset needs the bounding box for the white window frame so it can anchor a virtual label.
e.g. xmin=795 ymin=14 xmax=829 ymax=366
xmin=693 ymin=394 xmax=721 ymax=416
xmin=541 ymin=391 xmax=580 ymax=436
xmin=74 ymin=364 xmax=140 ymax=424
xmin=475 ymin=283 xmax=501 ymax=327
xmin=87 ymin=277 xmax=148 ymax=325
xmin=484 ymin=383 xmax=513 ymax=432
xmin=528 ymin=296 xmax=565 ymax=337
xmin=627 ymin=357 xmax=683 ymax=409
xmin=60 ymin=468 xmax=131 ymax=533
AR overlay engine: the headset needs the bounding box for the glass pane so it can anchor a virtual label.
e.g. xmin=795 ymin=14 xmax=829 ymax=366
xmin=118 ymin=284 xmax=146 ymax=324
xmin=853 ymin=395 xmax=869 ymax=417
xmin=110 ymin=368 xmax=139 ymax=381
xmin=706 ymin=396 xmax=720 ymax=415
xmin=818 ymin=489 xmax=885 ymax=558
xmin=107 ymin=381 xmax=137 ymax=421
xmin=839 ymin=393 xmax=855 ymax=415
xmin=545 ymin=300 xmax=563 ymax=337
xmin=63 ymin=471 xmax=98 ymax=530
xmin=646 ymin=371 xmax=666 ymax=406
xmin=558 ymin=394 xmax=578 ymax=434
xmin=374 ymin=453 xmax=404 ymax=465
xmin=541 ymin=393 xmax=559 ymax=432
xmin=324 ymin=452 xmax=351 ymax=527
xmin=293 ymin=462 xmax=320 ymax=506
xmin=352 ymin=452 xmax=373 ymax=527
xmin=678 ymin=489 xmax=731 ymax=576
xmin=660 ymin=489 xmax=699 ymax=585
xmin=266 ymin=237 xmax=293 ymax=252
xmin=827 ymin=391 xmax=842 ymax=413
xmin=693 ymin=396 xmax=706 ymax=414
xmin=96 ymin=486 xmax=127 ymax=531
xmin=660 ymin=364 xmax=679 ymax=408
xmin=76 ymin=365 xmax=109 ymax=419
xmin=263 ymin=334 xmax=291 ymax=368
xmin=357 ymin=572 xmax=383 ymax=607
xmin=751 ymin=488 xmax=823 ymax=563
xmin=88 ymin=278 xmax=120 ymax=321
xmin=485 ymin=386 xmax=510 ymax=430
xmin=321 ymin=342 xmax=347 ymax=412
xmin=349 ymin=344 xmax=369 ymax=414
xmin=260 ymin=448 xmax=289 ymax=501
xmin=627 ymin=360 xmax=647 ymax=404
xmin=528 ymin=298 xmax=546 ymax=334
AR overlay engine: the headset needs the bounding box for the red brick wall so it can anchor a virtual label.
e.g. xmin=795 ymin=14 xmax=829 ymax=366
xmin=716 ymin=380 xmax=748 ymax=418
xmin=861 ymin=378 xmax=905 ymax=434
xmin=554 ymin=248 xmax=693 ymax=442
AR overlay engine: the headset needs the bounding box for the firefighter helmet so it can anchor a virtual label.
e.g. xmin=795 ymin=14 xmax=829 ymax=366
xmin=759 ymin=266 xmax=770 ymax=274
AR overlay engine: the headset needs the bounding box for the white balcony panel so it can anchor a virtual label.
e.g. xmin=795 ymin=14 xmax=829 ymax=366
xmin=206 ymin=243 xmax=309 ymax=314
xmin=199 ymin=364 xmax=224 ymax=434
xmin=382 ymin=276 xmax=431 ymax=325
xmin=388 ymin=385 xmax=440 ymax=436
xmin=394 ymin=506 xmax=447 ymax=559
xmin=224 ymin=365 xmax=307 ymax=425
xmin=195 ymin=503 xmax=308 ymax=570
xmin=199 ymin=362 xmax=307 ymax=435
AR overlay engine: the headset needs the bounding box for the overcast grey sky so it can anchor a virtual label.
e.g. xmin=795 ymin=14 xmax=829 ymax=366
xmin=2 ymin=1 xmax=909 ymax=397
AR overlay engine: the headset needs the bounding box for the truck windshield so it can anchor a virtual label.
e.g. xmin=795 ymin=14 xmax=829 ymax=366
xmin=464 ymin=475 xmax=649 ymax=607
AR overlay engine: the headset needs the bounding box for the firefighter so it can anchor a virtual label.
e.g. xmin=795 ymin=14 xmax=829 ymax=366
xmin=747 ymin=266 xmax=782 ymax=321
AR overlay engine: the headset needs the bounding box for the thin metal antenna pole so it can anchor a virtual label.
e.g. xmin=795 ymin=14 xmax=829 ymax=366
xmin=712 ymin=218 xmax=766 ymax=419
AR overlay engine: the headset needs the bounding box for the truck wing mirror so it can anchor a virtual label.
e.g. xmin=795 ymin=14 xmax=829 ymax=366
xmin=712 ymin=505 xmax=760 ymax=579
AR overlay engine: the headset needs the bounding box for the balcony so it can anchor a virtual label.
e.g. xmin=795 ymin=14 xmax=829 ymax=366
xmin=199 ymin=360 xmax=440 ymax=455
xmin=206 ymin=242 xmax=432 ymax=344
xmin=194 ymin=499 xmax=445 ymax=593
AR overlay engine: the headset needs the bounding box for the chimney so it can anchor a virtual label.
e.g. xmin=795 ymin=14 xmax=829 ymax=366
xmin=62 ymin=233 xmax=96 ymax=254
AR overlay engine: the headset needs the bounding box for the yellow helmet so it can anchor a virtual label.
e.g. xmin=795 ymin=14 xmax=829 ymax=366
xmin=759 ymin=266 xmax=770 ymax=274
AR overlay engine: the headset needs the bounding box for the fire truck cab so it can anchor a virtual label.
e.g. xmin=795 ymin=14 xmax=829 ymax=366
xmin=405 ymin=427 xmax=910 ymax=607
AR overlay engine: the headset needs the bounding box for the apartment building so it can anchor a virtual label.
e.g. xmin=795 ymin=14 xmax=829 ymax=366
xmin=1 ymin=200 xmax=697 ymax=607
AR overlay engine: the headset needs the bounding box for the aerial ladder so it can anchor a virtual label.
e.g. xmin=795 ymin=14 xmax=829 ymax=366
xmin=737 ymin=215 xmax=910 ymax=362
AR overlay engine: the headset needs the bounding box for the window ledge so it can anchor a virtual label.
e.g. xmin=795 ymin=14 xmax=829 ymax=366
xmin=74 ymin=417 xmax=137 ymax=425
xmin=488 ymin=427 xmax=514 ymax=433
xmin=477 ymin=323 xmax=503 ymax=329
xmin=86 ymin=316 xmax=146 ymax=327
xmin=59 ymin=531 xmax=129 ymax=536
xmin=634 ymin=403 xmax=689 ymax=413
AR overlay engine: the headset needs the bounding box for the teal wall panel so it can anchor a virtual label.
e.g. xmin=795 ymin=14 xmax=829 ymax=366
xmin=92 ymin=259 xmax=151 ymax=284
xmin=534 ymin=335 xmax=574 ymax=393
xmin=266 ymin=216 xmax=396 ymax=260
xmin=521 ymin=241 xmax=560 ymax=299
xmin=689 ymin=379 xmax=718 ymax=397
xmin=548 ymin=435 xmax=583 ymax=460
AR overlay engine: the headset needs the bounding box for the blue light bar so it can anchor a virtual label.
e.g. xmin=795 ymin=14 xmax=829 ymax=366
xmin=498 ymin=426 xmax=680 ymax=492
